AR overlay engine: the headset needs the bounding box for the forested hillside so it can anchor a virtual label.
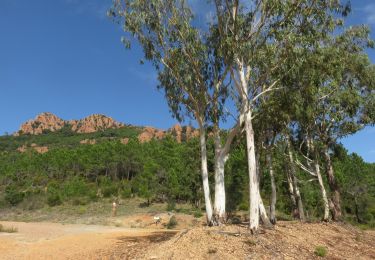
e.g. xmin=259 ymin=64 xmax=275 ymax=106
xmin=0 ymin=127 xmax=374 ymax=228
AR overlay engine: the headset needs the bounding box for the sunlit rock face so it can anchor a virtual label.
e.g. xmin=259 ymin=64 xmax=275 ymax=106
xmin=14 ymin=113 xmax=124 ymax=136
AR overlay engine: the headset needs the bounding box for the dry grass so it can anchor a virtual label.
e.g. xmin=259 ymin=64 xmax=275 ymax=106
xmin=0 ymin=224 xmax=17 ymax=233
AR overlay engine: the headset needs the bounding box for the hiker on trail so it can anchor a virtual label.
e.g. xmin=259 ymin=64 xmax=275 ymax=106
xmin=112 ymin=201 xmax=117 ymax=217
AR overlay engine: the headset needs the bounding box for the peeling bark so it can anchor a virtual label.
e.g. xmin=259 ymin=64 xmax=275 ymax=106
xmin=214 ymin=155 xmax=226 ymax=223
xmin=244 ymin=110 xmax=260 ymax=233
xmin=323 ymin=147 xmax=342 ymax=221
xmin=199 ymin=126 xmax=214 ymax=225
xmin=286 ymin=136 xmax=305 ymax=221
xmin=315 ymin=160 xmax=330 ymax=221
xmin=267 ymin=152 xmax=277 ymax=224
xmin=309 ymin=138 xmax=330 ymax=222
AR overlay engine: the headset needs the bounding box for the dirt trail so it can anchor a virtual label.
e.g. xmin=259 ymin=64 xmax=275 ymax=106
xmin=0 ymin=221 xmax=176 ymax=260
xmin=1 ymin=220 xmax=374 ymax=259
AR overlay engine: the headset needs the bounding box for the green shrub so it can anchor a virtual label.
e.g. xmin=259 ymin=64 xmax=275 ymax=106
xmin=72 ymin=197 xmax=88 ymax=206
xmin=62 ymin=177 xmax=91 ymax=198
xmin=102 ymin=185 xmax=118 ymax=198
xmin=238 ymin=202 xmax=249 ymax=211
xmin=166 ymin=215 xmax=178 ymax=229
xmin=193 ymin=211 xmax=203 ymax=218
xmin=120 ymin=181 xmax=132 ymax=199
xmin=167 ymin=200 xmax=176 ymax=211
xmin=47 ymin=192 xmax=62 ymax=206
xmin=314 ymin=246 xmax=327 ymax=257
xmin=4 ymin=186 xmax=24 ymax=206
xmin=99 ymin=177 xmax=119 ymax=198
xmin=47 ymin=193 xmax=62 ymax=207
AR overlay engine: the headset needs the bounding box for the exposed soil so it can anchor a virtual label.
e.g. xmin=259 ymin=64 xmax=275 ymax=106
xmin=140 ymin=221 xmax=375 ymax=260
xmin=0 ymin=220 xmax=374 ymax=259
xmin=0 ymin=221 xmax=176 ymax=260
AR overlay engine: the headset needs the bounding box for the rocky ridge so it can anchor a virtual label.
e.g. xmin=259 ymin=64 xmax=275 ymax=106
xmin=14 ymin=113 xmax=199 ymax=145
xmin=15 ymin=112 xmax=124 ymax=136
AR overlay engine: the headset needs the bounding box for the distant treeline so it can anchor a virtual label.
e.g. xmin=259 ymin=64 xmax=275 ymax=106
xmin=0 ymin=132 xmax=374 ymax=227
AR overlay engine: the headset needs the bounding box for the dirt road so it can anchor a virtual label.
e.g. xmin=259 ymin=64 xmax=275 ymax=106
xmin=1 ymin=220 xmax=374 ymax=259
xmin=0 ymin=221 xmax=176 ymax=260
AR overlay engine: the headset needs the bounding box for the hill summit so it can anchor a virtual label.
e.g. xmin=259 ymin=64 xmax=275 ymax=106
xmin=13 ymin=112 xmax=200 ymax=144
xmin=14 ymin=112 xmax=124 ymax=136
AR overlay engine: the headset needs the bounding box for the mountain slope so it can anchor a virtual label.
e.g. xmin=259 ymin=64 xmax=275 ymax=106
xmin=1 ymin=113 xmax=199 ymax=153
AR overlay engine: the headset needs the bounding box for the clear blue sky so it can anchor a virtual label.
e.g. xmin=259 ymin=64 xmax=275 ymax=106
xmin=0 ymin=0 xmax=374 ymax=162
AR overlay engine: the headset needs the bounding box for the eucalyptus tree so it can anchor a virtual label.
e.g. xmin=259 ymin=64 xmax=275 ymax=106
xmin=212 ymin=0 xmax=341 ymax=232
xmin=293 ymin=26 xmax=375 ymax=221
xmin=312 ymin=27 xmax=375 ymax=220
xmin=109 ymin=0 xmax=243 ymax=225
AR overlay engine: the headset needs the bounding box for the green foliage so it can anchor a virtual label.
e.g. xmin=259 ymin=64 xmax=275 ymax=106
xmin=166 ymin=215 xmax=178 ymax=229
xmin=47 ymin=192 xmax=62 ymax=207
xmin=166 ymin=200 xmax=176 ymax=211
xmin=314 ymin=246 xmax=328 ymax=257
xmin=62 ymin=177 xmax=91 ymax=198
xmin=0 ymin=127 xmax=373 ymax=227
xmin=193 ymin=211 xmax=203 ymax=218
xmin=0 ymin=125 xmax=140 ymax=152
xmin=4 ymin=186 xmax=24 ymax=206
xmin=120 ymin=181 xmax=132 ymax=199
xmin=100 ymin=179 xmax=119 ymax=198
xmin=47 ymin=186 xmax=62 ymax=207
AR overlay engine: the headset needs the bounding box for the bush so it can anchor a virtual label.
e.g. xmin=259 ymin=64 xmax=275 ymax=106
xmin=120 ymin=181 xmax=132 ymax=199
xmin=72 ymin=197 xmax=88 ymax=206
xmin=102 ymin=185 xmax=118 ymax=198
xmin=166 ymin=200 xmax=176 ymax=211
xmin=62 ymin=177 xmax=91 ymax=198
xmin=4 ymin=186 xmax=24 ymax=206
xmin=193 ymin=211 xmax=203 ymax=218
xmin=0 ymin=224 xmax=17 ymax=233
xmin=99 ymin=177 xmax=119 ymax=198
xmin=238 ymin=202 xmax=249 ymax=211
xmin=47 ymin=192 xmax=62 ymax=206
xmin=314 ymin=246 xmax=327 ymax=257
xmin=166 ymin=215 xmax=178 ymax=229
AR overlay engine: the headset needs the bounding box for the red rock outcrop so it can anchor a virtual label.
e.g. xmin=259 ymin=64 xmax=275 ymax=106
xmin=80 ymin=139 xmax=97 ymax=145
xmin=14 ymin=113 xmax=124 ymax=136
xmin=17 ymin=144 xmax=48 ymax=154
xmin=71 ymin=114 xmax=123 ymax=133
xmin=120 ymin=138 xmax=129 ymax=145
xmin=185 ymin=126 xmax=199 ymax=141
xmin=14 ymin=113 xmax=200 ymax=144
xmin=138 ymin=127 xmax=165 ymax=143
xmin=15 ymin=112 xmax=65 ymax=136
xmin=33 ymin=146 xmax=49 ymax=154
xmin=170 ymin=124 xmax=183 ymax=143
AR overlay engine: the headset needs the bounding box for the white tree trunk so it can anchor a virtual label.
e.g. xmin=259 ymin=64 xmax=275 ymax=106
xmin=258 ymin=191 xmax=273 ymax=228
xmin=286 ymin=136 xmax=305 ymax=221
xmin=286 ymin=172 xmax=297 ymax=207
xmin=214 ymin=157 xmax=226 ymax=223
xmin=213 ymin=115 xmax=242 ymax=224
xmin=308 ymin=137 xmax=329 ymax=221
xmin=244 ymin=110 xmax=260 ymax=233
xmin=267 ymin=152 xmax=277 ymax=224
xmin=199 ymin=128 xmax=214 ymax=225
xmin=315 ymin=161 xmax=330 ymax=221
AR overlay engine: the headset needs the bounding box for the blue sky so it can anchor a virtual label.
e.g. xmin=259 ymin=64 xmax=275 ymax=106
xmin=0 ymin=0 xmax=374 ymax=162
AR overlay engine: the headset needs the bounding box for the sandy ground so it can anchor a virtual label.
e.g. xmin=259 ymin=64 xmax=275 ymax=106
xmin=0 ymin=221 xmax=176 ymax=260
xmin=1 ymin=220 xmax=374 ymax=260
xmin=142 ymin=222 xmax=375 ymax=260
